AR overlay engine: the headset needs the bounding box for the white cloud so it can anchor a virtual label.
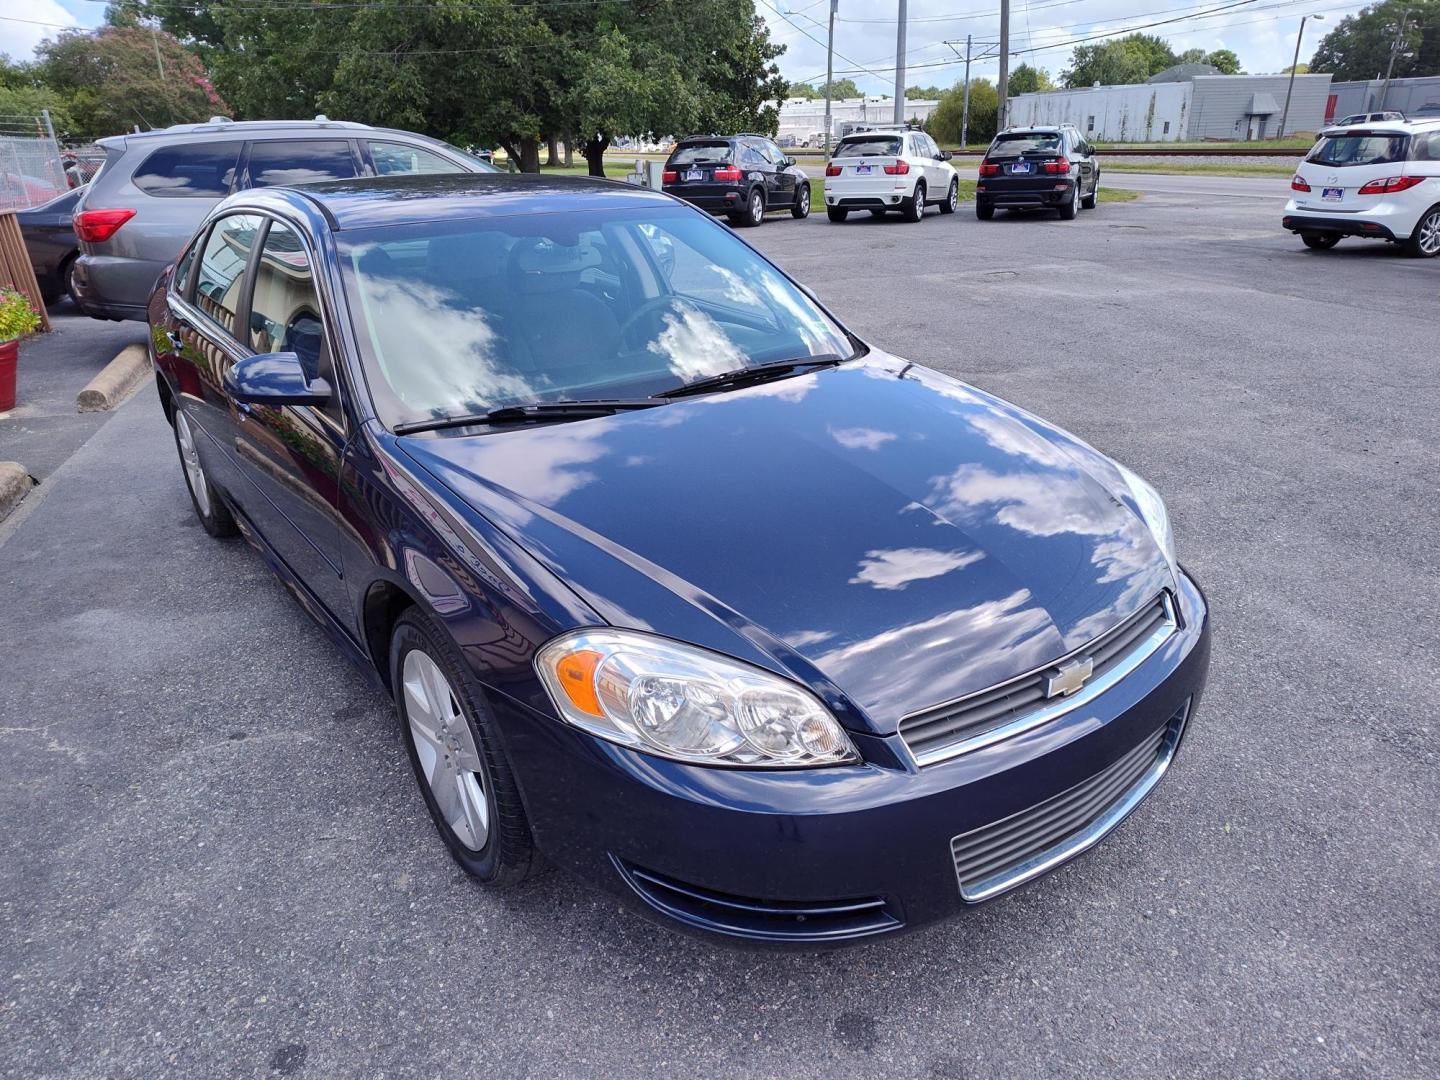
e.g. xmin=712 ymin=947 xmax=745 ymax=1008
xmin=0 ymin=0 xmax=84 ymax=64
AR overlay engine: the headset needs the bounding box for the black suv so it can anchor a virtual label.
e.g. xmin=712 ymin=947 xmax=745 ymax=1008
xmin=976 ymin=125 xmax=1100 ymax=221
xmin=662 ymin=134 xmax=811 ymax=227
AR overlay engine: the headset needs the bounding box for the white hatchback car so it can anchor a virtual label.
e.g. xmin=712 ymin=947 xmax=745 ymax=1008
xmin=1283 ymin=119 xmax=1440 ymax=256
xmin=823 ymin=128 xmax=959 ymax=223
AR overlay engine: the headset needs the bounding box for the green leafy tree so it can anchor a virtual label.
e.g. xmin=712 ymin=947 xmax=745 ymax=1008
xmin=787 ymin=81 xmax=820 ymax=99
xmin=0 ymin=58 xmax=74 ymax=137
xmin=926 ymin=77 xmax=998 ymax=145
xmin=818 ymin=78 xmax=862 ymax=99
xmin=1203 ymin=48 xmax=1244 ymax=74
xmin=906 ymin=84 xmax=945 ymax=98
xmin=1007 ymin=64 xmax=1055 ymax=95
xmin=35 ymin=27 xmax=228 ymax=140
xmin=1062 ymin=33 xmax=1178 ymax=88
xmin=1310 ymin=0 xmax=1439 ymax=81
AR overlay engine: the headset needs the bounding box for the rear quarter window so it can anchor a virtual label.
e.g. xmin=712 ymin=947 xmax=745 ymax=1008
xmin=133 ymin=141 xmax=243 ymax=198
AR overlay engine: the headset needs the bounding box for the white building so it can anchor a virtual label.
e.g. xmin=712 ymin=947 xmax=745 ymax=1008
xmin=777 ymin=97 xmax=940 ymax=145
xmin=1008 ymin=71 xmax=1334 ymax=142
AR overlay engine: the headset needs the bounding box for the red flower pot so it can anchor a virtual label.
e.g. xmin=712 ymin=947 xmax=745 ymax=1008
xmin=0 ymin=339 xmax=17 ymax=413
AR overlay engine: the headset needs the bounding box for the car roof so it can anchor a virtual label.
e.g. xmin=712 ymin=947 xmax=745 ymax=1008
xmin=1321 ymin=117 xmax=1440 ymax=135
xmin=95 ymin=117 xmax=442 ymax=151
xmin=233 ymin=172 xmax=674 ymax=231
xmin=997 ymin=126 xmax=1064 ymax=134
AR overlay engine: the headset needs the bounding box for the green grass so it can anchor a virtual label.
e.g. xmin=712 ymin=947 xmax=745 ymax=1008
xmin=1098 ymin=187 xmax=1141 ymax=202
xmin=1102 ymin=161 xmax=1296 ymax=177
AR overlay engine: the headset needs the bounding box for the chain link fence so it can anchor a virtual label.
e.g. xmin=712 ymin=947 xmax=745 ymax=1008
xmin=0 ymin=131 xmax=71 ymax=211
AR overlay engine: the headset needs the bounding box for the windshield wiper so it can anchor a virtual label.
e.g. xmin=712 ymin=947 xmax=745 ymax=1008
xmin=655 ymin=354 xmax=846 ymax=400
xmin=395 ymin=399 xmax=660 ymax=435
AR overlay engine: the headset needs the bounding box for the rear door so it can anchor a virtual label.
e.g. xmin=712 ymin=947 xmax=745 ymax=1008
xmin=1296 ymin=130 xmax=1411 ymax=212
xmin=241 ymin=139 xmax=362 ymax=189
xmin=756 ymin=138 xmax=796 ymax=206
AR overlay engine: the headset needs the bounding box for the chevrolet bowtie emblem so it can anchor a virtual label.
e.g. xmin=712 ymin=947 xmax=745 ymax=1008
xmin=1045 ymin=656 xmax=1095 ymax=698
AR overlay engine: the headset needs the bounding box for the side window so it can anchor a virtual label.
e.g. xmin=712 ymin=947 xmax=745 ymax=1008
xmin=923 ymin=134 xmax=940 ymax=157
xmin=247 ymin=220 xmax=327 ymax=382
xmin=369 ymin=141 xmax=463 ymax=176
xmin=742 ymin=143 xmax=766 ymax=167
xmin=174 ymin=234 xmax=201 ymax=296
xmin=246 ymin=140 xmax=358 ymax=188
xmin=133 ymin=141 xmax=242 ymax=198
xmin=194 ymin=213 xmax=262 ymax=335
xmin=1417 ymin=132 xmax=1440 ymax=162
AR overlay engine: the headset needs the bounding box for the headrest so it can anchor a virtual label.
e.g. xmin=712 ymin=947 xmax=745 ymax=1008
xmin=507 ymin=237 xmax=598 ymax=294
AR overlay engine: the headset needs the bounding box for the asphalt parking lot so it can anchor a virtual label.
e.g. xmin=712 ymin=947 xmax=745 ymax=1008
xmin=2 ymin=190 xmax=1436 ymax=1079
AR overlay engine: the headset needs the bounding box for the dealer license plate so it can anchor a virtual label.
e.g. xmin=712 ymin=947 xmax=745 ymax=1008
xmin=1322 ymin=187 xmax=1343 ymax=201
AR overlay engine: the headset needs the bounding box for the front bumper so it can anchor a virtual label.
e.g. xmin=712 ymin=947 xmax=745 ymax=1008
xmin=489 ymin=572 xmax=1212 ymax=947
xmin=977 ymin=177 xmax=1077 ymax=208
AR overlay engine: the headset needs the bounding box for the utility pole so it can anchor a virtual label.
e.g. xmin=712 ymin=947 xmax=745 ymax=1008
xmin=150 ymin=24 xmax=165 ymax=80
xmin=1277 ymin=13 xmax=1323 ymax=139
xmin=1378 ymin=8 xmax=1413 ymax=111
xmin=962 ymin=35 xmax=973 ymax=147
xmin=824 ymin=0 xmax=838 ymax=159
xmin=997 ymin=0 xmax=1010 ymax=132
xmin=893 ymin=0 xmax=908 ymax=125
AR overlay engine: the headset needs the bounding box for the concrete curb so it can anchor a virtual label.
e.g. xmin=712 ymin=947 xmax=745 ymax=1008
xmin=0 ymin=461 xmax=34 ymax=521
xmin=77 ymin=343 xmax=150 ymax=413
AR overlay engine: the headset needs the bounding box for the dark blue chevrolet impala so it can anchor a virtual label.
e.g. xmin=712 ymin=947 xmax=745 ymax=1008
xmin=148 ymin=174 xmax=1210 ymax=945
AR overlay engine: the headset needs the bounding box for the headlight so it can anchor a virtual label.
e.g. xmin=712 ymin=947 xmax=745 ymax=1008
xmin=535 ymin=630 xmax=860 ymax=767
xmin=1116 ymin=463 xmax=1177 ymax=571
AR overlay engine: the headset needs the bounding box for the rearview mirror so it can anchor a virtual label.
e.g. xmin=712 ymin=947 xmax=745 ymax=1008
xmin=224 ymin=351 xmax=331 ymax=407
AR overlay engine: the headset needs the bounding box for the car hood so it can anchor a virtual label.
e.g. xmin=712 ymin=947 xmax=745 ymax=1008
xmin=398 ymin=354 xmax=1173 ymax=734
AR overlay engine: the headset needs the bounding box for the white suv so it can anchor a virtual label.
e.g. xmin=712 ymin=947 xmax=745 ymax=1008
xmin=1283 ymin=119 xmax=1440 ymax=257
xmin=823 ymin=128 xmax=959 ymax=223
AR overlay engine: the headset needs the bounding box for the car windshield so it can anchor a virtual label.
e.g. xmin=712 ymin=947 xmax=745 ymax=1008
xmin=836 ymin=136 xmax=901 ymax=157
xmin=989 ymin=133 xmax=1063 ymax=158
xmin=339 ymin=205 xmax=854 ymax=427
xmin=670 ymin=142 xmax=731 ymax=165
xmin=1308 ymin=134 xmax=1408 ymax=166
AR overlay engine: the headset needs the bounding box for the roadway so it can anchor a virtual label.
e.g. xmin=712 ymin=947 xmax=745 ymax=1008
xmin=797 ymin=161 xmax=1290 ymax=199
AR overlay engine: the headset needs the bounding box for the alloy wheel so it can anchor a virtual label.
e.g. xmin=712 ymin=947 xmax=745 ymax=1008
xmin=1419 ymin=210 xmax=1440 ymax=255
xmin=750 ymin=190 xmax=764 ymax=225
xmin=948 ymin=181 xmax=958 ymax=212
xmin=402 ymin=649 xmax=490 ymax=852
xmin=175 ymin=411 xmax=210 ymax=518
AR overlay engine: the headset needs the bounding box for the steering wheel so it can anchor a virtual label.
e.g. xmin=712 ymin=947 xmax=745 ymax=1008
xmin=617 ymin=296 xmax=681 ymax=349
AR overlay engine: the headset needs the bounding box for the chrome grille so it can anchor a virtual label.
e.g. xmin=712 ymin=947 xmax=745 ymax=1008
xmin=951 ymin=699 xmax=1190 ymax=902
xmin=899 ymin=593 xmax=1176 ymax=766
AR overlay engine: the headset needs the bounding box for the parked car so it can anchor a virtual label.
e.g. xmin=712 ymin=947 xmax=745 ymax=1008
xmin=149 ymin=173 xmax=1210 ymax=945
xmin=976 ymin=125 xmax=1099 ymax=220
xmin=72 ymin=115 xmax=499 ymax=321
xmin=1283 ymin=119 xmax=1440 ymax=256
xmin=17 ymin=185 xmax=83 ymax=307
xmin=823 ymin=128 xmax=958 ymax=222
xmin=661 ymin=134 xmax=811 ymax=226
xmin=1337 ymin=111 xmax=1406 ymax=125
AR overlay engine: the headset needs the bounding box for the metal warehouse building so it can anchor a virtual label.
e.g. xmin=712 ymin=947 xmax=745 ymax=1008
xmin=1008 ymin=69 xmax=1334 ymax=142
xmin=1325 ymin=75 xmax=1440 ymax=123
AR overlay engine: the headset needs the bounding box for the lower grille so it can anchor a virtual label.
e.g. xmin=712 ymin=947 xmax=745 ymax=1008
xmin=951 ymin=699 xmax=1191 ymax=902
xmin=611 ymin=857 xmax=901 ymax=943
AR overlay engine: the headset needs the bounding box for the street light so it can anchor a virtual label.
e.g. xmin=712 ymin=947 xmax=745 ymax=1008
xmin=1277 ymin=13 xmax=1323 ymax=140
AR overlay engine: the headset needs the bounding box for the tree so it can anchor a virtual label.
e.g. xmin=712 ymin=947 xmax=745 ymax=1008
xmin=0 ymin=58 xmax=74 ymax=137
xmin=926 ymin=78 xmax=998 ymax=145
xmin=1062 ymin=33 xmax=1177 ymax=88
xmin=1203 ymin=48 xmax=1243 ymax=74
xmin=35 ymin=27 xmax=228 ymax=140
xmin=1310 ymin=0 xmax=1439 ymax=81
xmin=1281 ymin=63 xmax=1311 ymax=75
xmin=819 ymin=78 xmax=861 ymax=99
xmin=787 ymin=81 xmax=820 ymax=99
xmin=1007 ymin=64 xmax=1054 ymax=95
xmin=907 ymin=84 xmax=945 ymax=98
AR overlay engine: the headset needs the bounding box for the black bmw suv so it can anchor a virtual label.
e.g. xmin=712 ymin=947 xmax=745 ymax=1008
xmin=662 ymin=134 xmax=811 ymax=226
xmin=976 ymin=125 xmax=1100 ymax=221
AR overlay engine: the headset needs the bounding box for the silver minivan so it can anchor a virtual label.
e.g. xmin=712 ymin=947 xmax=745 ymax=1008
xmin=73 ymin=116 xmax=497 ymax=320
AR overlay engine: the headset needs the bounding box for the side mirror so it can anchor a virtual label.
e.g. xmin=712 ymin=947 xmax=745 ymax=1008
xmin=939 ymin=151 xmax=952 ymax=161
xmin=224 ymin=351 xmax=331 ymax=407
xmin=783 ymin=156 xmax=797 ymax=168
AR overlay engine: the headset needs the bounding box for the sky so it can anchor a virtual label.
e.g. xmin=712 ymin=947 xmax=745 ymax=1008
xmin=1 ymin=0 xmax=1373 ymax=89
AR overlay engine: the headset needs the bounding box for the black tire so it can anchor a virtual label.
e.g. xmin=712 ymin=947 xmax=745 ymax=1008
xmin=976 ymin=202 xmax=995 ymax=221
xmin=827 ymin=206 xmax=849 ymax=223
xmin=738 ymin=187 xmax=765 ymax=227
xmin=791 ymin=183 xmax=811 ymax=219
xmin=938 ymin=178 xmax=959 ymax=214
xmin=1403 ymin=205 xmax=1440 ymax=258
xmin=1080 ymin=173 xmax=1098 ymax=210
xmin=1301 ymin=232 xmax=1341 ymax=251
xmin=62 ymin=255 xmax=80 ymax=307
xmin=390 ymin=608 xmax=538 ymax=886
xmin=903 ymin=180 xmax=926 ymax=222
xmin=173 ymin=408 xmax=237 ymax=538
xmin=1058 ymin=182 xmax=1079 ymax=220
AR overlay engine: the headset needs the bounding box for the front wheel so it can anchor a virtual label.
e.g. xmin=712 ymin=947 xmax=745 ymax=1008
xmin=173 ymin=409 xmax=237 ymax=538
xmin=1403 ymin=206 xmax=1440 ymax=258
xmin=903 ymin=180 xmax=927 ymax=222
xmin=1301 ymin=232 xmax=1341 ymax=251
xmin=791 ymin=183 xmax=811 ymax=219
xmin=938 ymin=178 xmax=959 ymax=214
xmin=827 ymin=206 xmax=849 ymax=223
xmin=391 ymin=609 xmax=538 ymax=885
xmin=976 ymin=202 xmax=994 ymax=221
